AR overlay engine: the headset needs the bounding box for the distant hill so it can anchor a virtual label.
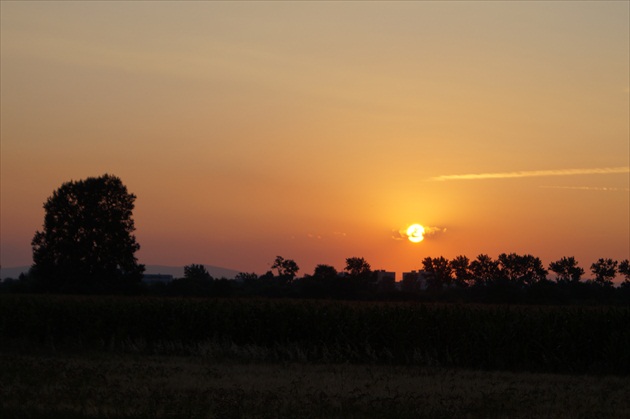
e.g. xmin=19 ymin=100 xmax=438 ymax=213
xmin=1 ymin=264 xmax=242 ymax=280
xmin=0 ymin=266 xmax=30 ymax=280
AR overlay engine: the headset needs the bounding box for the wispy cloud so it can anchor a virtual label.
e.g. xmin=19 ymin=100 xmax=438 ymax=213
xmin=539 ymin=185 xmax=630 ymax=192
xmin=304 ymin=232 xmax=347 ymax=240
xmin=424 ymin=226 xmax=447 ymax=236
xmin=429 ymin=167 xmax=629 ymax=181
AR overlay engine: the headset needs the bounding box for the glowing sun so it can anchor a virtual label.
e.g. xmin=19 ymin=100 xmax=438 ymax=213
xmin=406 ymin=224 xmax=425 ymax=243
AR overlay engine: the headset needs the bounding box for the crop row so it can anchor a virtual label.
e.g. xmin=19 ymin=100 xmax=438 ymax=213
xmin=1 ymin=295 xmax=628 ymax=374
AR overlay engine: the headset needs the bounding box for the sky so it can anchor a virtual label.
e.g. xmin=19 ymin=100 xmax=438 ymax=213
xmin=1 ymin=1 xmax=629 ymax=279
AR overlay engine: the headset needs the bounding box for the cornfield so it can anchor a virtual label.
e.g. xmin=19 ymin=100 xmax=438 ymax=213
xmin=1 ymin=295 xmax=628 ymax=374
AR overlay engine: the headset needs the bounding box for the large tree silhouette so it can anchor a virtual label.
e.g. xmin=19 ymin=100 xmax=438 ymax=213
xmin=31 ymin=174 xmax=144 ymax=293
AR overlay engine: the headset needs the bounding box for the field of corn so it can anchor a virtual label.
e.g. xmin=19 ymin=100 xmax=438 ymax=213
xmin=1 ymin=295 xmax=629 ymax=374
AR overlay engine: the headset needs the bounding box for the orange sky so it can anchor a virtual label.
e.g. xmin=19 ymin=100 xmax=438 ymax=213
xmin=1 ymin=1 xmax=628 ymax=278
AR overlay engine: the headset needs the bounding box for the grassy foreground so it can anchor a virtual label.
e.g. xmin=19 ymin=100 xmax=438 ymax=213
xmin=2 ymin=352 xmax=629 ymax=419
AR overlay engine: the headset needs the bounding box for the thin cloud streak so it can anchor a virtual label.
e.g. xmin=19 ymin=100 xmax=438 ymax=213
xmin=539 ymin=186 xmax=630 ymax=192
xmin=430 ymin=167 xmax=630 ymax=181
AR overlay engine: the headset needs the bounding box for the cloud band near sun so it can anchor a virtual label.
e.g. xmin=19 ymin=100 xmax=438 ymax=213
xmin=392 ymin=225 xmax=446 ymax=241
xmin=429 ymin=166 xmax=629 ymax=181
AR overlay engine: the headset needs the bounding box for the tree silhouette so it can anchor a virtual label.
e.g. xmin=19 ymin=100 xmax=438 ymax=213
xmin=31 ymin=174 xmax=144 ymax=293
xmin=469 ymin=254 xmax=500 ymax=286
xmin=548 ymin=256 xmax=584 ymax=283
xmin=271 ymin=256 xmax=299 ymax=280
xmin=450 ymin=255 xmax=473 ymax=287
xmin=184 ymin=264 xmax=212 ymax=281
xmin=169 ymin=265 xmax=215 ymax=296
xmin=343 ymin=257 xmax=375 ymax=298
xmin=344 ymin=257 xmax=371 ymax=277
xmin=300 ymin=264 xmax=339 ymax=298
xmin=619 ymin=260 xmax=630 ymax=289
xmin=590 ymin=258 xmax=617 ymax=287
xmin=313 ymin=264 xmax=338 ymax=280
xmin=497 ymin=253 xmax=547 ymax=287
xmin=235 ymin=272 xmax=258 ymax=282
xmin=422 ymin=256 xmax=453 ymax=289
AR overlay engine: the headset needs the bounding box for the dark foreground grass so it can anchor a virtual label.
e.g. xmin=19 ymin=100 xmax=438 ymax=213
xmin=1 ymin=352 xmax=629 ymax=419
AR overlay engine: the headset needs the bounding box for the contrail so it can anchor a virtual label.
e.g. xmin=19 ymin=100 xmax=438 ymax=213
xmin=429 ymin=167 xmax=630 ymax=181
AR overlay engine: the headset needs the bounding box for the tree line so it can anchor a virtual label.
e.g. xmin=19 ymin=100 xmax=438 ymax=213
xmin=2 ymin=174 xmax=628 ymax=304
xmin=128 ymin=254 xmax=629 ymax=304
